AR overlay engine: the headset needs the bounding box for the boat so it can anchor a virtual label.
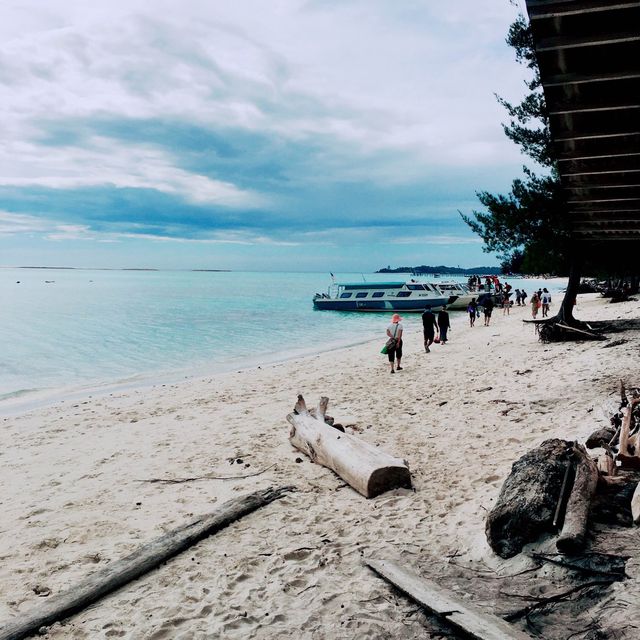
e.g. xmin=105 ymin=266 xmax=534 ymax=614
xmin=431 ymin=281 xmax=476 ymax=310
xmin=313 ymin=280 xmax=455 ymax=312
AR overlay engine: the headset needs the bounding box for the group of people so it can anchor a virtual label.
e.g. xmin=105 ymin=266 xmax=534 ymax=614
xmin=384 ymin=305 xmax=451 ymax=373
xmin=384 ymin=285 xmax=554 ymax=371
xmin=530 ymin=288 xmax=552 ymax=318
xmin=466 ymin=296 xmax=494 ymax=326
xmin=387 ymin=283 xmax=551 ymax=373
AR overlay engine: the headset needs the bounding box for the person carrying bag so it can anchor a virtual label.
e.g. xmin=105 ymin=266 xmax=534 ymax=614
xmin=383 ymin=314 xmax=404 ymax=373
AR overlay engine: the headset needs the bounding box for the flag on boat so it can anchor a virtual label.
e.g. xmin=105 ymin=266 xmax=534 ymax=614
xmin=330 ymin=272 xmax=335 ymax=282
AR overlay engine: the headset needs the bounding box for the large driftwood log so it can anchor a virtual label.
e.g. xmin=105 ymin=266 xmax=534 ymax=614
xmin=287 ymin=395 xmax=411 ymax=498
xmin=486 ymin=439 xmax=573 ymax=558
xmin=556 ymin=445 xmax=598 ymax=554
xmin=366 ymin=558 xmax=533 ymax=640
xmin=0 ymin=486 xmax=292 ymax=640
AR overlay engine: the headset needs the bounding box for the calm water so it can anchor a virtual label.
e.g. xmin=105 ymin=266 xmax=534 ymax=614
xmin=1 ymin=269 xmax=567 ymax=405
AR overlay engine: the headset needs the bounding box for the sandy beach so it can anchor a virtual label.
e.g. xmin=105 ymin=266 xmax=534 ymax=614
xmin=2 ymin=293 xmax=640 ymax=639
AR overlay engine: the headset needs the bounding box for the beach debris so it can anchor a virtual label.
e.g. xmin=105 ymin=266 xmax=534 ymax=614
xmin=538 ymin=321 xmax=606 ymax=342
xmin=556 ymin=444 xmax=598 ymax=554
xmin=138 ymin=462 xmax=276 ymax=484
xmin=365 ymin=558 xmax=533 ymax=640
xmin=585 ymin=427 xmax=616 ymax=450
xmin=489 ymin=381 xmax=640 ymax=561
xmin=602 ymin=338 xmax=628 ymax=348
xmin=486 ymin=439 xmax=574 ymax=558
xmin=0 ymin=486 xmax=293 ymax=640
xmin=287 ymin=395 xmax=411 ymax=498
xmin=528 ymin=552 xmax=628 ymax=579
xmin=503 ymin=580 xmax=614 ymax=623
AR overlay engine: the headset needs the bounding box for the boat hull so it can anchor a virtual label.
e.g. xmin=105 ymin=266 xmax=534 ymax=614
xmin=313 ymin=296 xmax=454 ymax=312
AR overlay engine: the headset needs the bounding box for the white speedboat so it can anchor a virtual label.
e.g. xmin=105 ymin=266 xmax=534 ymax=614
xmin=313 ymin=280 xmax=455 ymax=312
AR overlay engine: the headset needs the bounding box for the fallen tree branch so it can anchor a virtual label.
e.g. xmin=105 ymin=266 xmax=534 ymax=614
xmin=0 ymin=486 xmax=293 ymax=640
xmin=138 ymin=463 xmax=277 ymax=484
xmin=527 ymin=552 xmax=627 ymax=579
xmin=555 ymin=322 xmax=605 ymax=340
xmin=503 ymin=580 xmax=613 ymax=622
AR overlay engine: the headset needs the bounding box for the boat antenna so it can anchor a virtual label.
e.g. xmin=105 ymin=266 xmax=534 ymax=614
xmin=361 ymin=274 xmax=366 ymax=282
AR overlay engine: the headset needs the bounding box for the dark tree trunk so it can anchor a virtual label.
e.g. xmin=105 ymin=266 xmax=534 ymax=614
xmin=554 ymin=257 xmax=581 ymax=325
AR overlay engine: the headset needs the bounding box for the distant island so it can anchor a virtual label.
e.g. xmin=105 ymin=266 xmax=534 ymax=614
xmin=377 ymin=265 xmax=502 ymax=275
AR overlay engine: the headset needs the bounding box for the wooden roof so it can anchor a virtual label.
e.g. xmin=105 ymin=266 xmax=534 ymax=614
xmin=525 ymin=0 xmax=640 ymax=240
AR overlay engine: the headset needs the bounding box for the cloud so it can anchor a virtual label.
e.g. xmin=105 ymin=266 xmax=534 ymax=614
xmin=0 ymin=0 xmax=528 ymax=267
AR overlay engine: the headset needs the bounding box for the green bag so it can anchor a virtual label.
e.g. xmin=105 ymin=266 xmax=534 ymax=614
xmin=381 ymin=344 xmax=389 ymax=354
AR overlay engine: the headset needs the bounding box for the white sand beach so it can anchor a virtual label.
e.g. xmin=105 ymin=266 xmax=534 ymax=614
xmin=2 ymin=293 xmax=640 ymax=639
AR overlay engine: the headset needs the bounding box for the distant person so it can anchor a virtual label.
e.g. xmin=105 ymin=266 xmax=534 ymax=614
xmin=541 ymin=288 xmax=551 ymax=317
xmin=483 ymin=296 xmax=494 ymax=326
xmin=503 ymin=290 xmax=511 ymax=315
xmin=515 ymin=289 xmax=522 ymax=306
xmin=437 ymin=306 xmax=451 ymax=344
xmin=531 ymin=291 xmax=540 ymax=318
xmin=521 ymin=289 xmax=528 ymax=306
xmin=422 ymin=305 xmax=439 ymax=353
xmin=386 ymin=313 xmax=404 ymax=373
xmin=467 ymin=298 xmax=478 ymax=327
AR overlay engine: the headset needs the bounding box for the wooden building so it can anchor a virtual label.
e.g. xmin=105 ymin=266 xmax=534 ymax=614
xmin=525 ymin=0 xmax=640 ymax=242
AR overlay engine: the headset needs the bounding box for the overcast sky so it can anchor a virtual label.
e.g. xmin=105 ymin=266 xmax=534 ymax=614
xmin=0 ymin=0 xmax=532 ymax=271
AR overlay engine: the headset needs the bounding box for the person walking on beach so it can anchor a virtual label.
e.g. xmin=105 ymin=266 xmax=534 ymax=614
xmin=437 ymin=306 xmax=450 ymax=344
xmin=467 ymin=298 xmax=478 ymax=327
xmin=515 ymin=289 xmax=522 ymax=306
xmin=483 ymin=296 xmax=494 ymax=326
xmin=422 ymin=305 xmax=438 ymax=353
xmin=530 ymin=291 xmax=540 ymax=318
xmin=386 ymin=313 xmax=403 ymax=373
xmin=502 ymin=290 xmax=511 ymax=315
xmin=521 ymin=289 xmax=528 ymax=306
xmin=541 ymin=288 xmax=551 ymax=318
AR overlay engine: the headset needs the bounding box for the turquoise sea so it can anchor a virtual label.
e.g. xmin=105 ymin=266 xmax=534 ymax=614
xmin=1 ymin=268 xmax=567 ymax=409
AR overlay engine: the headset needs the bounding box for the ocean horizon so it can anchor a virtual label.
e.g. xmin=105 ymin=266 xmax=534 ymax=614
xmin=2 ymin=268 xmax=567 ymax=411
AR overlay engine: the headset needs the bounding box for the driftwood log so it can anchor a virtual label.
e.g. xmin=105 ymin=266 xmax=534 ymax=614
xmin=366 ymin=558 xmax=532 ymax=640
xmin=0 ymin=486 xmax=292 ymax=640
xmin=556 ymin=444 xmax=598 ymax=553
xmin=486 ymin=439 xmax=573 ymax=558
xmin=287 ymin=395 xmax=411 ymax=498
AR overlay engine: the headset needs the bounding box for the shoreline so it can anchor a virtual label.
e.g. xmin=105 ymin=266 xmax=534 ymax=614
xmin=0 ymin=302 xmax=487 ymax=418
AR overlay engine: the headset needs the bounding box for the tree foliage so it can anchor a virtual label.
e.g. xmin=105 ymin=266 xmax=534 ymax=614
xmin=462 ymin=11 xmax=569 ymax=274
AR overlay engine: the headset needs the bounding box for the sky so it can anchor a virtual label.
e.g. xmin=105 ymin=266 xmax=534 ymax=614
xmin=0 ymin=0 xmax=532 ymax=271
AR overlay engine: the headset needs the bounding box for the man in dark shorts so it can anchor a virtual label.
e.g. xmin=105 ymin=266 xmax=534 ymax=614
xmin=483 ymin=296 xmax=494 ymax=326
xmin=421 ymin=305 xmax=439 ymax=353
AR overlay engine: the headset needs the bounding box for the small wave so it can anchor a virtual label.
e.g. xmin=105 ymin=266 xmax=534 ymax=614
xmin=0 ymin=388 xmax=41 ymax=402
